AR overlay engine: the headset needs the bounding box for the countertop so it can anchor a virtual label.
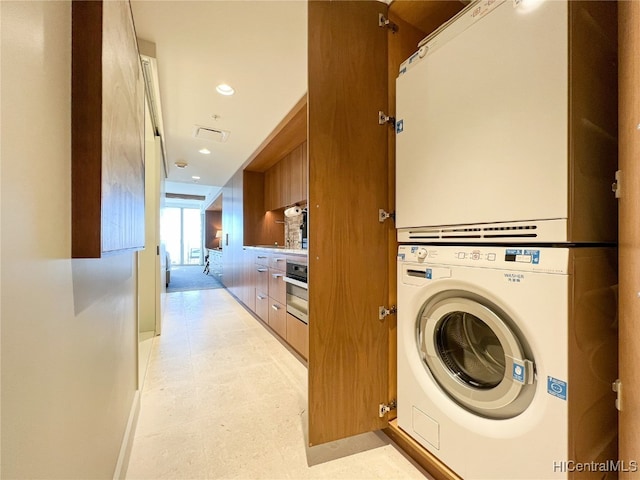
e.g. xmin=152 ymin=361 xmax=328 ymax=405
xmin=244 ymin=245 xmax=308 ymax=256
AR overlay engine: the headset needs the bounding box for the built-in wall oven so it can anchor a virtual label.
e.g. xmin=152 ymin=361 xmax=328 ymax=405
xmin=284 ymin=260 xmax=308 ymax=324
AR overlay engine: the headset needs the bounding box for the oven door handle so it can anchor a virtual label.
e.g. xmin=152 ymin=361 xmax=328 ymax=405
xmin=284 ymin=276 xmax=308 ymax=290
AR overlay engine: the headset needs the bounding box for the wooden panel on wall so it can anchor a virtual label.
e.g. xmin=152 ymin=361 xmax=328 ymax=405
xmin=568 ymin=248 xmax=618 ymax=479
xmin=244 ymin=171 xmax=285 ymax=247
xmin=618 ymin=3 xmax=640 ymax=476
xmin=244 ymin=171 xmax=266 ymax=246
xmin=71 ymin=0 xmax=144 ymax=257
xmin=568 ymin=1 xmax=618 ymax=243
xmin=308 ymin=0 xmax=390 ymax=446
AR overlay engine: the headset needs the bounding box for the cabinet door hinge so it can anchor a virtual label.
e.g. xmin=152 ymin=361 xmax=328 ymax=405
xmin=379 ymin=305 xmax=397 ymax=321
xmin=378 ymin=111 xmax=395 ymax=126
xmin=379 ymin=399 xmax=397 ymax=417
xmin=379 ymin=209 xmax=395 ymax=223
xmin=378 ymin=13 xmax=398 ymax=33
xmin=612 ymin=170 xmax=621 ymax=198
xmin=613 ymin=379 xmax=622 ymax=411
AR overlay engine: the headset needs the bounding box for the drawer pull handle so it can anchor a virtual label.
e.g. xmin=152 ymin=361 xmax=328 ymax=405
xmin=257 ymin=256 xmax=268 ymax=259
xmin=274 ymin=258 xmax=286 ymax=262
xmin=272 ymin=304 xmax=281 ymax=311
xmin=272 ymin=273 xmax=284 ymax=278
xmin=257 ymin=268 xmax=268 ymax=272
xmin=257 ymin=294 xmax=267 ymax=300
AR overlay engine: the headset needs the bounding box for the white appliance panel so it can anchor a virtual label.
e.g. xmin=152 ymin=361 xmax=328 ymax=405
xmin=396 ymin=0 xmax=569 ymax=230
xmin=397 ymin=245 xmax=570 ymax=479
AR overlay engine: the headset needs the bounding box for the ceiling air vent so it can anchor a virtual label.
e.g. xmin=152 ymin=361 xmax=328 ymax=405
xmin=192 ymin=125 xmax=230 ymax=143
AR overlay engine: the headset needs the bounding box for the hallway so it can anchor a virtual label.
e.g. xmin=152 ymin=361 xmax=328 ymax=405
xmin=126 ymin=289 xmax=430 ymax=479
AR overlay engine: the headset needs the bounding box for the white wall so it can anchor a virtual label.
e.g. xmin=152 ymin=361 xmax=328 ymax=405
xmin=1 ymin=2 xmax=138 ymax=477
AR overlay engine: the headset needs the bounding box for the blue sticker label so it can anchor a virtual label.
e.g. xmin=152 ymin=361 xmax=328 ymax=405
xmin=505 ymin=248 xmax=540 ymax=265
xmin=547 ymin=376 xmax=568 ymax=400
xmin=525 ymin=249 xmax=540 ymax=264
xmin=397 ymin=253 xmax=405 ymax=261
xmin=426 ymin=268 xmax=432 ymax=279
xmin=512 ymin=363 xmax=525 ymax=383
xmin=396 ymin=119 xmax=404 ymax=134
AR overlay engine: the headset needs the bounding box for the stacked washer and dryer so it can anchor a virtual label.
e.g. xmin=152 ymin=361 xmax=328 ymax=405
xmin=395 ymin=1 xmax=619 ymax=479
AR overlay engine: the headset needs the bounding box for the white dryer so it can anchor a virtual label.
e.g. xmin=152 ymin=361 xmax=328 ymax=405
xmin=396 ymin=245 xmax=618 ymax=479
xmin=395 ymin=0 xmax=617 ymax=244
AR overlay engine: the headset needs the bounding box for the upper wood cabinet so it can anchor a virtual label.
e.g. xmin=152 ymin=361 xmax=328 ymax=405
xmin=245 ymin=96 xmax=307 ymax=212
xmin=289 ymin=143 xmax=306 ymax=205
xmin=264 ymin=142 xmax=307 ymax=211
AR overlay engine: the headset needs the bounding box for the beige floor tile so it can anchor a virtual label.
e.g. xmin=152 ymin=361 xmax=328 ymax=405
xmin=126 ymin=288 xmax=430 ymax=480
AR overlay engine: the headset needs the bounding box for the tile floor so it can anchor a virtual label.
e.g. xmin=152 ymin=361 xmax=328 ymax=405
xmin=125 ymin=288 xmax=431 ymax=480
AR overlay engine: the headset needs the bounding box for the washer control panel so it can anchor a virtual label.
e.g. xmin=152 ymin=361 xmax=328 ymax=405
xmin=397 ymin=245 xmax=569 ymax=274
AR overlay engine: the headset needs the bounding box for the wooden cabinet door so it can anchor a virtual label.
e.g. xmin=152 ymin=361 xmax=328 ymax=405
xmin=308 ymin=0 xmax=390 ymax=446
xmin=268 ymin=300 xmax=287 ymax=338
xmin=255 ymin=265 xmax=269 ymax=323
xmin=286 ymin=313 xmax=308 ymax=360
xmin=618 ymin=3 xmax=640 ymax=475
xmin=301 ymin=142 xmax=308 ymax=203
xmin=289 ymin=143 xmax=304 ymax=205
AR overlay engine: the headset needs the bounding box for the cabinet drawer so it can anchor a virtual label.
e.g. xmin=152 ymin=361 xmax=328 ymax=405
xmin=268 ymin=269 xmax=286 ymax=304
xmin=269 ymin=254 xmax=287 ymax=271
xmin=268 ymin=301 xmax=286 ymax=338
xmin=255 ymin=251 xmax=270 ymax=267
xmin=255 ymin=266 xmax=269 ymax=296
xmin=286 ymin=313 xmax=308 ymax=360
xmin=255 ymin=292 xmax=269 ymax=323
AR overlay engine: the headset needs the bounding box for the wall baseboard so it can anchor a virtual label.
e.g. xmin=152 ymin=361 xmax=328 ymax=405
xmin=113 ymin=389 xmax=141 ymax=480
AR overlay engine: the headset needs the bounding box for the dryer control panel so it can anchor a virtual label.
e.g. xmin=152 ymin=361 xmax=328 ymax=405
xmin=397 ymin=245 xmax=569 ymax=274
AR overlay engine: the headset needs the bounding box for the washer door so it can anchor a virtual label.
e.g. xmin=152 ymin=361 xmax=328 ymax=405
xmin=418 ymin=294 xmax=536 ymax=419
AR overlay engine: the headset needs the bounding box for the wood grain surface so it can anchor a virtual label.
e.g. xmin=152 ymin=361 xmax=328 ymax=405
xmin=307 ymin=0 xmax=390 ymax=446
xmin=72 ymin=0 xmax=144 ymax=257
xmin=618 ymin=2 xmax=640 ymax=477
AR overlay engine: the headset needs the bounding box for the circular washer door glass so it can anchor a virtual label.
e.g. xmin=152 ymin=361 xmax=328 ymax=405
xmin=417 ymin=293 xmax=536 ymax=419
xmin=436 ymin=311 xmax=505 ymax=389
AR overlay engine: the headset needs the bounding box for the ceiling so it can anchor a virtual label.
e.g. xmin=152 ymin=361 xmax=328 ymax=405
xmin=130 ymin=1 xmax=308 ymax=207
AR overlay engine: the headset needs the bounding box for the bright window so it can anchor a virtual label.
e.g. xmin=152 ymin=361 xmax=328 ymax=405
xmin=161 ymin=207 xmax=203 ymax=265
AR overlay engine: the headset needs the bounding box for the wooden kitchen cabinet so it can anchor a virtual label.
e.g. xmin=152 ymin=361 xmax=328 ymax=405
xmin=255 ymin=250 xmax=270 ymax=322
xmin=286 ymin=313 xmax=308 ymax=360
xmin=264 ymin=161 xmax=280 ymax=212
xmin=268 ymin=299 xmax=287 ymax=339
xmin=264 ymin=141 xmax=307 ymax=211
xmin=288 ymin=143 xmax=305 ymax=205
xmin=267 ymin=251 xmax=287 ymax=338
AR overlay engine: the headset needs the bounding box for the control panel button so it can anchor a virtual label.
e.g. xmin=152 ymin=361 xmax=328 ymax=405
xmin=488 ymin=253 xmax=496 ymax=261
xmin=457 ymin=252 xmax=466 ymax=259
xmin=416 ymin=248 xmax=428 ymax=259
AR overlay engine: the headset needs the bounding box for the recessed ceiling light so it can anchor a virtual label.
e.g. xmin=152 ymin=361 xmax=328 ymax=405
xmin=192 ymin=176 xmax=201 ymax=180
xmin=174 ymin=161 xmax=188 ymax=169
xmin=199 ymin=148 xmax=211 ymax=155
xmin=216 ymin=84 xmax=235 ymax=96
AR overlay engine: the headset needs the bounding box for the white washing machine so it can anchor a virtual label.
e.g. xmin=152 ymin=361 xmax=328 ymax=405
xmin=396 ymin=245 xmax=618 ymax=479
